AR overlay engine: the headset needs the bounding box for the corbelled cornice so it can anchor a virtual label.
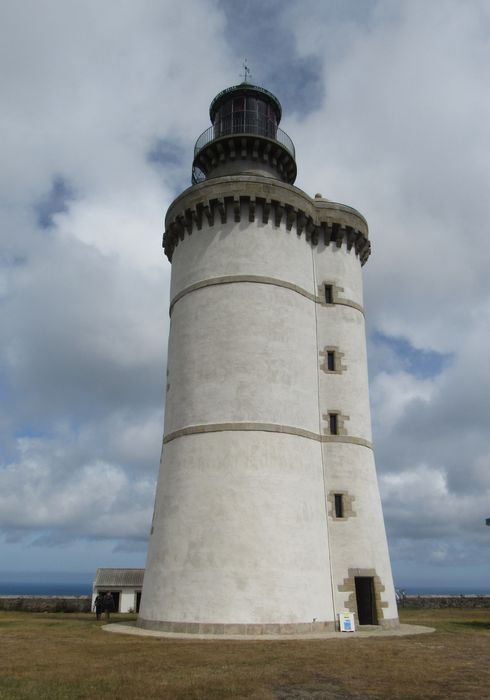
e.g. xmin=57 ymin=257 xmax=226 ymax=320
xmin=163 ymin=176 xmax=370 ymax=264
xmin=193 ymin=134 xmax=297 ymax=184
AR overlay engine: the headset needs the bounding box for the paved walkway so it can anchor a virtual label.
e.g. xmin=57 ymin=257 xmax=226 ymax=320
xmin=103 ymin=622 xmax=434 ymax=641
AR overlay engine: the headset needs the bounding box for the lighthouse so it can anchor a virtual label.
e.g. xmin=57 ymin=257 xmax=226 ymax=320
xmin=138 ymin=79 xmax=399 ymax=634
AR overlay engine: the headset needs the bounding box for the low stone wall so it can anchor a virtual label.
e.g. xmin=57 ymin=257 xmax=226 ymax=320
xmin=1 ymin=594 xmax=488 ymax=614
xmin=0 ymin=595 xmax=91 ymax=613
xmin=398 ymin=595 xmax=490 ymax=609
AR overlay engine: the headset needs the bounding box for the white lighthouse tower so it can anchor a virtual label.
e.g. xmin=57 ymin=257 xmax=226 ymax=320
xmin=138 ymin=80 xmax=399 ymax=634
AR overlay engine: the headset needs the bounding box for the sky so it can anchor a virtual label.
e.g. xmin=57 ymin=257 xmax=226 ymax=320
xmin=1 ymin=0 xmax=489 ymax=592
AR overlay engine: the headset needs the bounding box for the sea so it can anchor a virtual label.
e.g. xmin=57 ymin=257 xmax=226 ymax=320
xmin=0 ymin=580 xmax=488 ymax=597
xmin=0 ymin=580 xmax=92 ymax=596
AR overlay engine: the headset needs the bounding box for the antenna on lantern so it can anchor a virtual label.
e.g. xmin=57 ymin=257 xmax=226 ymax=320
xmin=239 ymin=59 xmax=252 ymax=83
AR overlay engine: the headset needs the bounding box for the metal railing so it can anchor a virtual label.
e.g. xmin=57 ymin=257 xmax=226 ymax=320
xmin=194 ymin=111 xmax=295 ymax=159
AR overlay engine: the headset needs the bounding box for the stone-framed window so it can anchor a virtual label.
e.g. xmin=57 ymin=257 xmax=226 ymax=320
xmin=334 ymin=493 xmax=343 ymax=518
xmin=319 ymin=346 xmax=346 ymax=374
xmin=323 ymin=411 xmax=349 ymax=436
xmin=316 ymin=281 xmax=364 ymax=314
xmin=318 ymin=281 xmax=343 ymax=306
xmin=327 ymin=490 xmax=356 ymax=520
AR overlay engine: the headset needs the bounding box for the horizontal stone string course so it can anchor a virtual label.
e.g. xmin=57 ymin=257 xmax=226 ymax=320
xmin=163 ymin=191 xmax=370 ymax=264
xmin=169 ymin=274 xmax=364 ymax=316
xmin=162 ymin=422 xmax=372 ymax=448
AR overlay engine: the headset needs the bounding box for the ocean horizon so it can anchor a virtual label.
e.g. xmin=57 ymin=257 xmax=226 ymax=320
xmin=0 ymin=581 xmax=92 ymax=596
xmin=0 ymin=580 xmax=489 ymax=597
xmin=399 ymin=586 xmax=490 ymax=596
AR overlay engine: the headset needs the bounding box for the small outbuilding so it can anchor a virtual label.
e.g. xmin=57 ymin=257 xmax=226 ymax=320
xmin=92 ymin=568 xmax=144 ymax=613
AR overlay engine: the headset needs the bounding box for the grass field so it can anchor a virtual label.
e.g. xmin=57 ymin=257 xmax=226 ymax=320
xmin=0 ymin=608 xmax=489 ymax=699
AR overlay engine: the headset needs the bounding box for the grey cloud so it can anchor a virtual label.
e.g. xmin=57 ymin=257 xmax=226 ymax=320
xmin=0 ymin=0 xmax=233 ymax=560
xmin=369 ymin=332 xmax=452 ymax=379
xmin=35 ymin=176 xmax=76 ymax=229
xmin=0 ymin=443 xmax=155 ymax=539
xmin=2 ymin=234 xmax=167 ymax=425
xmin=113 ymin=540 xmax=148 ymax=553
xmin=147 ymin=139 xmax=185 ymax=167
xmin=1 ymin=0 xmax=489 ymax=587
xmin=217 ymin=0 xmax=325 ymax=116
xmin=147 ymin=138 xmax=193 ymax=197
xmin=281 ymin=0 xmax=490 ymax=582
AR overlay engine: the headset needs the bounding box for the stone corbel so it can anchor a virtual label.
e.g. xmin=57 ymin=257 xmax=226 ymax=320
xmin=215 ymin=198 xmax=226 ymax=224
xmin=274 ymin=203 xmax=284 ymax=227
xmin=262 ymin=199 xmax=271 ymax=224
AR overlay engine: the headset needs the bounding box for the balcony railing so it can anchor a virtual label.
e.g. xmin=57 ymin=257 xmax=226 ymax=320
xmin=194 ymin=111 xmax=295 ymax=159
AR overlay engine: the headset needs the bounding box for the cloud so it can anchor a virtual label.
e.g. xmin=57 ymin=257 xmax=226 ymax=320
xmin=0 ymin=0 xmax=233 ymax=561
xmin=217 ymin=0 xmax=325 ymax=116
xmin=1 ymin=0 xmax=489 ymax=586
xmin=286 ymin=0 xmax=490 ymax=348
xmin=281 ymin=0 xmax=490 ymax=576
xmin=35 ymin=177 xmax=76 ymax=230
xmin=0 ymin=434 xmax=155 ymax=539
xmin=2 ymin=234 xmax=166 ymax=423
xmin=370 ymin=332 xmax=452 ymax=379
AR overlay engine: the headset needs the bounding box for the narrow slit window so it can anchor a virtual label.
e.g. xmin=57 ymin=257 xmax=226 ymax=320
xmin=334 ymin=494 xmax=344 ymax=518
xmin=324 ymin=284 xmax=333 ymax=304
xmin=329 ymin=413 xmax=338 ymax=435
xmin=327 ymin=351 xmax=336 ymax=371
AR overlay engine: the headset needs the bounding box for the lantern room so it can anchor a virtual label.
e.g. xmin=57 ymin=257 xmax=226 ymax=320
xmin=192 ymin=82 xmax=296 ymax=185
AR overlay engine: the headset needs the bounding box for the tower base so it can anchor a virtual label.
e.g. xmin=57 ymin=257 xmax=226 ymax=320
xmin=136 ymin=617 xmax=400 ymax=635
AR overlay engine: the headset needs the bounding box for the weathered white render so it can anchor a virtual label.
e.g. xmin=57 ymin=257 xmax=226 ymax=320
xmin=138 ymin=83 xmax=398 ymax=634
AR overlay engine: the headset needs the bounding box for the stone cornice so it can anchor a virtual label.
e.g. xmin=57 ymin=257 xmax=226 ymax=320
xmin=162 ymin=176 xmax=371 ymax=265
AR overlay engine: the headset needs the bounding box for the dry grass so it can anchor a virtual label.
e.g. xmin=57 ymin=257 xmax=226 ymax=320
xmin=0 ymin=608 xmax=489 ymax=699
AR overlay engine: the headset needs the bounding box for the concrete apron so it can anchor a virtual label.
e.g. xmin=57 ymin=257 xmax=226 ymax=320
xmin=102 ymin=622 xmax=434 ymax=641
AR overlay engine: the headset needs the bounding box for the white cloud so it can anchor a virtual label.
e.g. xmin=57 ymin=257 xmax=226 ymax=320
xmin=0 ymin=441 xmax=154 ymax=538
xmin=279 ymin=0 xmax=490 ymax=580
xmin=1 ymin=0 xmax=489 ymax=586
xmin=371 ymin=370 xmax=435 ymax=434
xmin=0 ymin=0 xmax=231 ymax=558
xmin=286 ymin=0 xmax=490 ymax=350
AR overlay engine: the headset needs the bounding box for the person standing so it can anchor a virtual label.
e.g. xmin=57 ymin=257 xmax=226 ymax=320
xmin=93 ymin=593 xmax=104 ymax=621
xmin=102 ymin=591 xmax=115 ymax=621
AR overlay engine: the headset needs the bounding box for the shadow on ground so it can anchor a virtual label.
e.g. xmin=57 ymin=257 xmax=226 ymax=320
xmin=451 ymin=621 xmax=490 ymax=631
